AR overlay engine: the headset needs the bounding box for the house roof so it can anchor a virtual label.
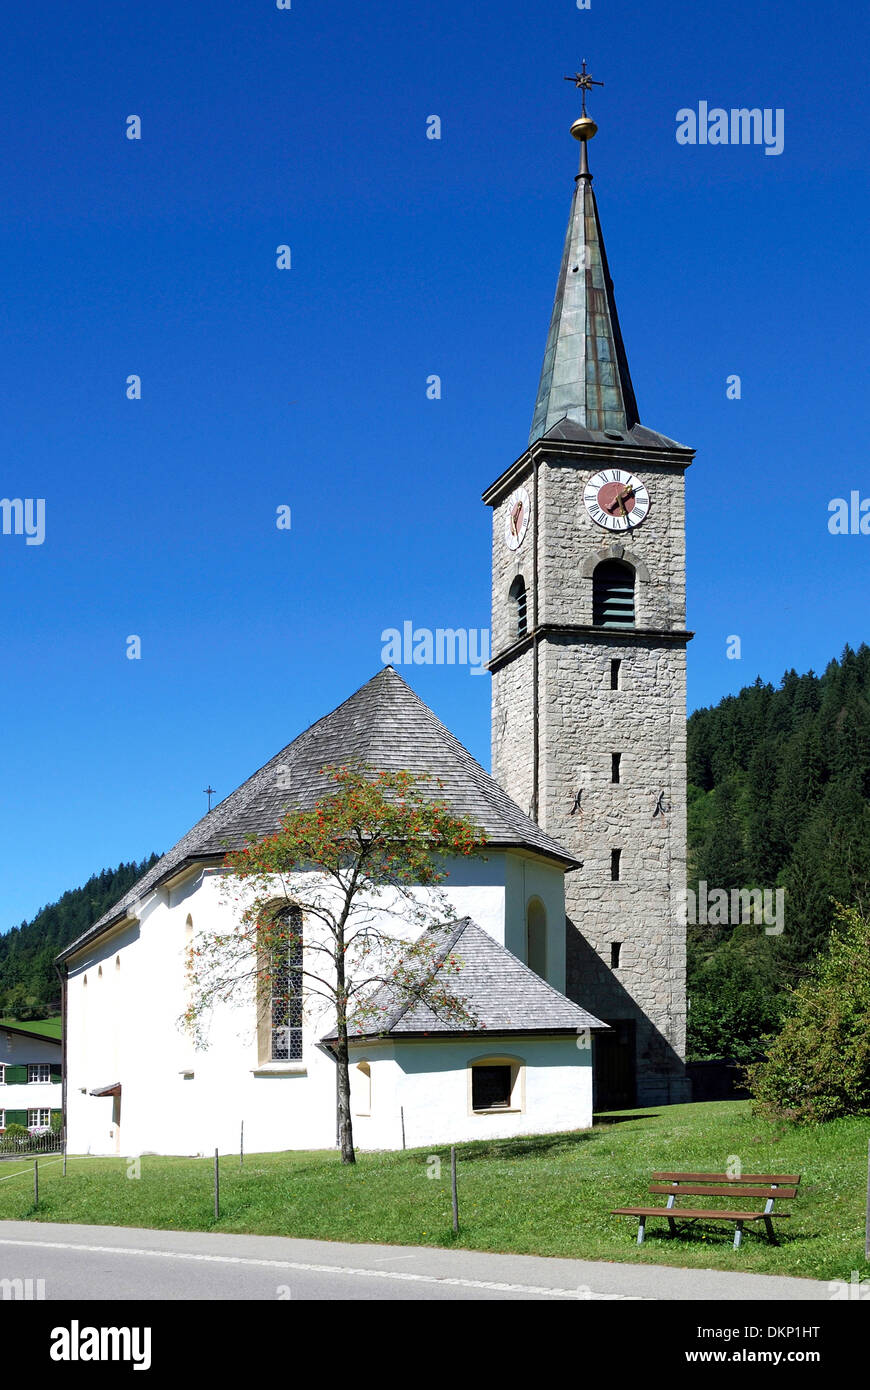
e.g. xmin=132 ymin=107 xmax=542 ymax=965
xmin=0 ymin=1022 xmax=61 ymax=1047
xmin=323 ymin=917 xmax=607 ymax=1041
xmin=59 ymin=668 xmax=579 ymax=963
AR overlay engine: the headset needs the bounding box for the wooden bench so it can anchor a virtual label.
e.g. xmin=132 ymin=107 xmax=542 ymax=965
xmin=612 ymin=1172 xmax=800 ymax=1250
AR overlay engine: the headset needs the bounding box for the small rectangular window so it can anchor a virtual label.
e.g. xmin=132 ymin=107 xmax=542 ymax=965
xmin=611 ymin=849 xmax=621 ymax=881
xmin=28 ymin=1108 xmax=50 ymax=1130
xmin=28 ymin=1064 xmax=51 ymax=1084
xmin=611 ymin=752 xmax=621 ymax=784
xmin=0 ymin=1110 xmax=5 ymax=1130
xmin=0 ymin=1064 xmax=5 ymax=1085
xmin=472 ymin=1065 xmax=512 ymax=1111
xmin=610 ymin=659 xmax=621 ymax=690
xmin=611 ymin=942 xmax=622 ymax=969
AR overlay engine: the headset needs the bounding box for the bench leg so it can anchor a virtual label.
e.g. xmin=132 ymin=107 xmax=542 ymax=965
xmin=666 ymin=1216 xmax=677 ymax=1238
xmin=763 ymin=1217 xmax=778 ymax=1245
xmin=733 ymin=1222 xmax=744 ymax=1250
xmin=637 ymin=1218 xmax=646 ymax=1246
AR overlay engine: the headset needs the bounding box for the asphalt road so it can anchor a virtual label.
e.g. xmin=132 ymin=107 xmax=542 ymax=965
xmin=0 ymin=1222 xmax=833 ymax=1300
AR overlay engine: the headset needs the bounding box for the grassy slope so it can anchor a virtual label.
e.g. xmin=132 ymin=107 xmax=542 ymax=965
xmin=0 ymin=1102 xmax=865 ymax=1281
xmin=1 ymin=1017 xmax=62 ymax=1039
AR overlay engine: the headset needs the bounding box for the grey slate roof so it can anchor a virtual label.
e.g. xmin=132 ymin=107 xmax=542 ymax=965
xmin=59 ymin=668 xmax=579 ymax=962
xmin=324 ymin=917 xmax=607 ymax=1040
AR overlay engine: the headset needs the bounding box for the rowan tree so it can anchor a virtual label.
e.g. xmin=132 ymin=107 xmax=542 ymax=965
xmin=184 ymin=765 xmax=485 ymax=1163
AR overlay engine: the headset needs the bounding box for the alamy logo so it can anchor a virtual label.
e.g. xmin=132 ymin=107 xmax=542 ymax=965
xmin=50 ymin=1321 xmax=152 ymax=1371
xmin=687 ymin=882 xmax=785 ymax=935
xmin=827 ymin=1271 xmax=870 ymax=1300
xmin=828 ymin=492 xmax=870 ymax=535
xmin=0 ymin=1277 xmax=45 ymax=1300
xmin=676 ymin=103 xmax=784 ymax=156
xmin=0 ymin=497 xmax=45 ymax=546
xmin=381 ymin=622 xmax=490 ymax=676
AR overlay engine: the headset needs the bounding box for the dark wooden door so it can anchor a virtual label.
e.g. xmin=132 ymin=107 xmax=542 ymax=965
xmin=593 ymin=1019 xmax=636 ymax=1111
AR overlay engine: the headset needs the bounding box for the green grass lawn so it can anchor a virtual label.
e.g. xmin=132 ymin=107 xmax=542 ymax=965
xmin=0 ymin=1101 xmax=865 ymax=1281
xmin=1 ymin=1016 xmax=62 ymax=1039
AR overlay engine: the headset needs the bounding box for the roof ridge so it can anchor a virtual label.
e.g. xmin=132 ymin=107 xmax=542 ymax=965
xmin=326 ymin=915 xmax=606 ymax=1040
xmin=371 ymin=916 xmax=472 ymax=1033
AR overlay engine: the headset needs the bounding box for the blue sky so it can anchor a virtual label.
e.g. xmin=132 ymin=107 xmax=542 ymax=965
xmin=1 ymin=0 xmax=867 ymax=928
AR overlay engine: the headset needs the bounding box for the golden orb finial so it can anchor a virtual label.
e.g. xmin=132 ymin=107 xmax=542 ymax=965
xmin=570 ymin=115 xmax=598 ymax=142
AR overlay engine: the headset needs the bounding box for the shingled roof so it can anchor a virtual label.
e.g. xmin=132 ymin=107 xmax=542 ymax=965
xmin=59 ymin=668 xmax=579 ymax=962
xmin=324 ymin=917 xmax=607 ymax=1040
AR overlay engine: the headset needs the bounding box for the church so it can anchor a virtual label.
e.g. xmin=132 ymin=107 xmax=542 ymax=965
xmin=58 ymin=76 xmax=692 ymax=1156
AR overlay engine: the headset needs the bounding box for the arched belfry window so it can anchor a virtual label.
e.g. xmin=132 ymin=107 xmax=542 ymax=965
xmin=593 ymin=560 xmax=635 ymax=628
xmin=509 ymin=575 xmax=528 ymax=640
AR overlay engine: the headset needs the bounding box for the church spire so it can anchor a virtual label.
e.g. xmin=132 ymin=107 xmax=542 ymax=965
xmin=529 ymin=65 xmax=639 ymax=445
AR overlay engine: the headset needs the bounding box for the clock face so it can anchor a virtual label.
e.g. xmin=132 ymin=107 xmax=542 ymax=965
xmin=504 ymin=486 xmax=530 ymax=550
xmin=584 ymin=468 xmax=649 ymax=532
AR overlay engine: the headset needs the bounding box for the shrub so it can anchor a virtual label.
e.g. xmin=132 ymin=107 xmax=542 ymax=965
xmin=747 ymin=904 xmax=870 ymax=1123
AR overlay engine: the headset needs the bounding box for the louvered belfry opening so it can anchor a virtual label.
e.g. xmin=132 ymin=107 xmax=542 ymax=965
xmin=593 ymin=560 xmax=635 ymax=628
xmin=509 ymin=575 xmax=528 ymax=639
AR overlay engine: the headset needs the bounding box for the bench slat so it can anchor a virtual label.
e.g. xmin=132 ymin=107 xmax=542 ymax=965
xmin=649 ymin=1183 xmax=797 ymax=1199
xmin=651 ymin=1172 xmax=800 ymax=1185
xmin=612 ymin=1207 xmax=791 ymax=1221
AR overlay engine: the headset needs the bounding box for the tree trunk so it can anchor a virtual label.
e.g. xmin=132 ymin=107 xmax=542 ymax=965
xmin=336 ymin=1034 xmax=355 ymax=1165
xmin=335 ymin=937 xmax=355 ymax=1164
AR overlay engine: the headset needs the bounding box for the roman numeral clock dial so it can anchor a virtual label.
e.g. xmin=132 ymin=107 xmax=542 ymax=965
xmin=584 ymin=469 xmax=649 ymax=532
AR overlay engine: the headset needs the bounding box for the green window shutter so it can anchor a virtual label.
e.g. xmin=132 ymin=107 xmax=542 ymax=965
xmin=5 ymin=1110 xmax=28 ymax=1127
xmin=50 ymin=1064 xmax=62 ymax=1081
xmin=5 ymin=1065 xmax=28 ymax=1084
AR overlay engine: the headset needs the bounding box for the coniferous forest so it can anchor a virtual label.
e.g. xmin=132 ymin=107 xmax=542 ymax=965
xmin=0 ymin=856 xmax=159 ymax=1019
xmin=2 ymin=646 xmax=869 ymax=1060
xmin=687 ymin=644 xmax=870 ymax=1061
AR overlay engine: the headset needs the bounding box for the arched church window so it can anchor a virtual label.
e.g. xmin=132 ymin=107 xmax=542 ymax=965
xmin=593 ymin=560 xmax=635 ymax=628
xmin=509 ymin=575 xmax=528 ymax=640
xmin=526 ymin=898 xmax=547 ymax=979
xmin=265 ymin=906 xmax=303 ymax=1062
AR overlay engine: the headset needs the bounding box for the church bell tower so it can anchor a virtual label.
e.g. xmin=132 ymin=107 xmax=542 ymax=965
xmin=484 ymin=67 xmax=693 ymax=1106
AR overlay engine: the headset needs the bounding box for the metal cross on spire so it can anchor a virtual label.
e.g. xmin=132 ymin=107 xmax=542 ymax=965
xmin=203 ymin=785 xmax=216 ymax=811
xmin=563 ymin=58 xmax=604 ymax=116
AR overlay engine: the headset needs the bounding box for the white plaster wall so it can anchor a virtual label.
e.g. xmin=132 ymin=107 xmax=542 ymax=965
xmin=351 ymin=1036 xmax=593 ymax=1151
xmin=65 ymin=849 xmax=570 ymax=1156
xmin=503 ymin=852 xmax=567 ymax=993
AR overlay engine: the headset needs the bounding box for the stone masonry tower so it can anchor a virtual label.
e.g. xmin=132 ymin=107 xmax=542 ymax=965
xmin=483 ymin=73 xmax=693 ymax=1106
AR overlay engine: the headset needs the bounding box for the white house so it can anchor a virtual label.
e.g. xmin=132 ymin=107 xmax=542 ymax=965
xmin=0 ymin=1024 xmax=63 ymax=1135
xmin=58 ymin=668 xmax=606 ymax=1156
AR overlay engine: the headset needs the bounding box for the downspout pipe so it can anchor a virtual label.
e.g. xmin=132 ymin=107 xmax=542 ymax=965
xmin=54 ymin=962 xmax=67 ymax=1155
